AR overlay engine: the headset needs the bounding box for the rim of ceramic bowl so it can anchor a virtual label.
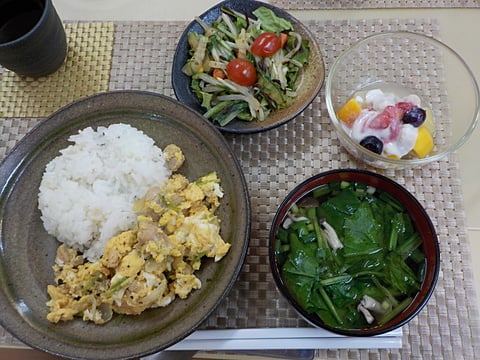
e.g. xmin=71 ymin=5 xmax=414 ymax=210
xmin=325 ymin=31 xmax=480 ymax=167
xmin=269 ymin=169 xmax=440 ymax=336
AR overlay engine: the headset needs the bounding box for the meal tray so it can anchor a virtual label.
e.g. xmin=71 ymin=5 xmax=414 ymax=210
xmin=1 ymin=18 xmax=479 ymax=359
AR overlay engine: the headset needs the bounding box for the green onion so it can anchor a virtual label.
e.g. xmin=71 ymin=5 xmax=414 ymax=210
xmin=396 ymin=233 xmax=423 ymax=260
xmin=105 ymin=277 xmax=129 ymax=297
xmin=389 ymin=212 xmax=405 ymax=251
xmin=312 ymin=184 xmax=331 ymax=198
xmin=318 ymin=286 xmax=343 ymax=325
xmin=81 ymin=273 xmax=103 ymax=294
xmin=307 ymin=207 xmax=326 ymax=249
xmin=378 ymin=190 xmax=404 ymax=212
xmin=378 ymin=297 xmax=412 ymax=325
xmin=319 ymin=275 xmax=352 ymax=286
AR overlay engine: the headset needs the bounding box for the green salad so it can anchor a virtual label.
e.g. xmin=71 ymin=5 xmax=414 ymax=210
xmin=182 ymin=6 xmax=310 ymax=125
xmin=275 ymin=181 xmax=426 ymax=330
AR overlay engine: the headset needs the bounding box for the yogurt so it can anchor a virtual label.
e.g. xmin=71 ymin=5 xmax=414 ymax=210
xmin=337 ymin=89 xmax=434 ymax=159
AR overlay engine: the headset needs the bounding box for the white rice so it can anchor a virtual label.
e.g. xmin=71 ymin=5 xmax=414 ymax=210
xmin=38 ymin=123 xmax=171 ymax=262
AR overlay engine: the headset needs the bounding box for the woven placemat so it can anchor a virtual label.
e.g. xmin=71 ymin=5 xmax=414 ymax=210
xmin=1 ymin=18 xmax=480 ymax=359
xmin=108 ymin=17 xmax=480 ymax=359
xmin=0 ymin=22 xmax=114 ymax=118
xmin=270 ymin=0 xmax=480 ymax=10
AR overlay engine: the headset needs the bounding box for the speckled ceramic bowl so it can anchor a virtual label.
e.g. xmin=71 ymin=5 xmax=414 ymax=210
xmin=269 ymin=169 xmax=440 ymax=336
xmin=172 ymin=0 xmax=325 ymax=134
xmin=0 ymin=91 xmax=251 ymax=359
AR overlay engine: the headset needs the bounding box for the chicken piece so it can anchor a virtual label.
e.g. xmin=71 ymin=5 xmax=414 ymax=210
xmin=112 ymin=283 xmax=151 ymax=315
xmin=172 ymin=274 xmax=201 ymax=299
xmin=112 ymin=272 xmax=171 ymax=315
xmin=55 ymin=244 xmax=84 ymax=267
xmin=144 ymin=258 xmax=169 ymax=275
xmin=133 ymin=191 xmax=164 ymax=221
xmin=102 ymin=230 xmax=137 ymax=269
xmin=164 ymin=144 xmax=185 ymax=171
xmin=83 ymin=302 xmax=113 ymax=324
xmin=144 ymin=186 xmax=162 ymax=202
xmin=137 ymin=218 xmax=182 ymax=260
xmin=137 ymin=217 xmax=162 ymax=247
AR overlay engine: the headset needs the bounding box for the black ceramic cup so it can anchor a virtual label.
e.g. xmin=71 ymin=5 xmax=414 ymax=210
xmin=0 ymin=0 xmax=67 ymax=77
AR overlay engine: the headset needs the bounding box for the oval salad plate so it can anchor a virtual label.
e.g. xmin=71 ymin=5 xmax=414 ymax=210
xmin=172 ymin=0 xmax=325 ymax=134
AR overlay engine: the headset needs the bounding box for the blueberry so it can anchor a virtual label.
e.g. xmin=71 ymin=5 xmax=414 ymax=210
xmin=402 ymin=106 xmax=426 ymax=127
xmin=359 ymin=136 xmax=383 ymax=154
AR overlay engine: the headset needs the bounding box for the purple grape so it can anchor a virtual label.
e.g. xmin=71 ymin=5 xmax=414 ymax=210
xmin=402 ymin=106 xmax=426 ymax=127
xmin=360 ymin=136 xmax=383 ymax=154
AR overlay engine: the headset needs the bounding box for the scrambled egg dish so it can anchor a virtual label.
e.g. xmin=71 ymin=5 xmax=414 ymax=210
xmin=46 ymin=145 xmax=231 ymax=324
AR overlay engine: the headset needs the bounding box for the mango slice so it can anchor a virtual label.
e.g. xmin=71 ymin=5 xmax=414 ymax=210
xmin=413 ymin=126 xmax=434 ymax=158
xmin=337 ymin=98 xmax=362 ymax=126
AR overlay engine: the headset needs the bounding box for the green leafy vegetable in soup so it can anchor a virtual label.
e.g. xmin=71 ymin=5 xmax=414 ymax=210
xmin=182 ymin=6 xmax=310 ymax=125
xmin=275 ymin=181 xmax=426 ymax=330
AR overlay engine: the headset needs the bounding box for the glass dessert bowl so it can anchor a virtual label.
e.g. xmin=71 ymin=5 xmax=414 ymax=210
xmin=325 ymin=31 xmax=479 ymax=168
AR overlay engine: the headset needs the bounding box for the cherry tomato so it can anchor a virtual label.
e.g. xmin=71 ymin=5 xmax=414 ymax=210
xmin=225 ymin=58 xmax=257 ymax=86
xmin=251 ymin=32 xmax=282 ymax=57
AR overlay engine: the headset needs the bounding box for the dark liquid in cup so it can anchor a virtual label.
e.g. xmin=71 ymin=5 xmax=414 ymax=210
xmin=0 ymin=1 xmax=44 ymax=44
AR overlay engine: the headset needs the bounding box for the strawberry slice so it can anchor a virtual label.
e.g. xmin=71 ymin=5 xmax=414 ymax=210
xmin=396 ymin=101 xmax=415 ymax=113
xmin=366 ymin=105 xmax=402 ymax=142
xmin=369 ymin=105 xmax=402 ymax=129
